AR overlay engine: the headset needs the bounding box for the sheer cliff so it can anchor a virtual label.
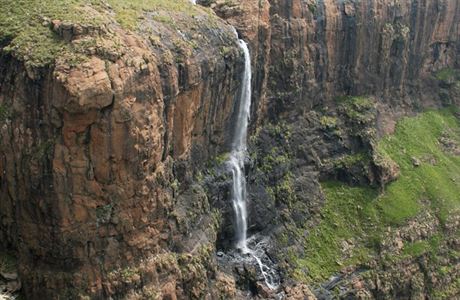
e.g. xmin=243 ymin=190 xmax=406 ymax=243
xmin=211 ymin=0 xmax=460 ymax=298
xmin=214 ymin=0 xmax=459 ymax=119
xmin=0 ymin=0 xmax=459 ymax=299
xmin=0 ymin=1 xmax=245 ymax=298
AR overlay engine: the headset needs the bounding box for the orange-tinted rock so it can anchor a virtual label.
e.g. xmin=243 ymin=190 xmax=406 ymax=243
xmin=0 ymin=5 xmax=243 ymax=299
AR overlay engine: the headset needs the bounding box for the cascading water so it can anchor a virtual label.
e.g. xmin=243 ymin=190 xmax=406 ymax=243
xmin=227 ymin=28 xmax=279 ymax=290
xmin=228 ymin=33 xmax=252 ymax=253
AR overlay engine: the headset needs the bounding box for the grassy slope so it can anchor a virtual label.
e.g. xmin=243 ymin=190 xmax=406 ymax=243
xmin=0 ymin=0 xmax=200 ymax=67
xmin=295 ymin=108 xmax=460 ymax=282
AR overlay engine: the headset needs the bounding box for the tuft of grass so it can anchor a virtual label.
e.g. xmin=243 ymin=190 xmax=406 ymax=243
xmin=213 ymin=152 xmax=230 ymax=165
xmin=0 ymin=104 xmax=11 ymax=122
xmin=333 ymin=152 xmax=371 ymax=169
xmin=402 ymin=235 xmax=441 ymax=257
xmin=336 ymin=96 xmax=375 ymax=123
xmin=320 ymin=115 xmax=338 ymax=129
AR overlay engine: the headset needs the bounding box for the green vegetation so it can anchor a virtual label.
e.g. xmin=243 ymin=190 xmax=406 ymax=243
xmin=336 ymin=96 xmax=375 ymax=124
xmin=377 ymin=109 xmax=460 ymax=224
xmin=0 ymin=0 xmax=201 ymax=67
xmin=265 ymin=121 xmax=292 ymax=140
xmin=320 ymin=115 xmax=337 ymax=129
xmin=266 ymin=172 xmax=296 ymax=207
xmin=294 ymin=108 xmax=460 ymax=282
xmin=294 ymin=182 xmax=379 ymax=280
xmin=105 ymin=0 xmax=199 ymax=30
xmin=433 ymin=276 xmax=460 ymax=299
xmin=213 ymin=152 xmax=230 ymax=165
xmin=435 ymin=68 xmax=460 ymax=83
xmin=0 ymin=250 xmax=16 ymax=274
xmin=0 ymin=104 xmax=11 ymax=122
xmin=120 ymin=266 xmax=140 ymax=283
xmin=333 ymin=152 xmax=371 ymax=170
xmin=402 ymin=240 xmax=429 ymax=257
xmin=260 ymin=147 xmax=290 ymax=173
xmin=0 ymin=0 xmax=105 ymax=67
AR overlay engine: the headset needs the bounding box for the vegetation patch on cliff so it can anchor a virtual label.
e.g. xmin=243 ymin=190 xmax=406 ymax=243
xmin=0 ymin=0 xmax=205 ymax=67
xmin=377 ymin=109 xmax=460 ymax=224
xmin=435 ymin=68 xmax=460 ymax=84
xmin=293 ymin=108 xmax=460 ymax=284
xmin=0 ymin=250 xmax=16 ymax=274
xmin=105 ymin=0 xmax=206 ymax=29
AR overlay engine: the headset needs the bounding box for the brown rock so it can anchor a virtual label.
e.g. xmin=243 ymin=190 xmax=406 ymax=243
xmin=214 ymin=272 xmax=236 ymax=298
xmin=0 ymin=3 xmax=242 ymax=298
xmin=285 ymin=283 xmax=317 ymax=300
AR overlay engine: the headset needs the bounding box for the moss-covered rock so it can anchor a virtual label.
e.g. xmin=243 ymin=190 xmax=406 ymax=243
xmin=0 ymin=0 xmax=217 ymax=67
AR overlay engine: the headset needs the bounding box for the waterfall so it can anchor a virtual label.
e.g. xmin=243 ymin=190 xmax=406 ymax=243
xmin=228 ymin=34 xmax=252 ymax=253
xmin=227 ymin=28 xmax=279 ymax=290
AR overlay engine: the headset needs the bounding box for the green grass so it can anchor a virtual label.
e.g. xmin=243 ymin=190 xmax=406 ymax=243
xmin=0 ymin=0 xmax=201 ymax=66
xmin=0 ymin=0 xmax=105 ymax=67
xmin=295 ymin=108 xmax=460 ymax=282
xmin=295 ymin=182 xmax=380 ymax=281
xmin=435 ymin=68 xmax=460 ymax=82
xmin=104 ymin=0 xmax=200 ymax=30
xmin=377 ymin=109 xmax=460 ymax=224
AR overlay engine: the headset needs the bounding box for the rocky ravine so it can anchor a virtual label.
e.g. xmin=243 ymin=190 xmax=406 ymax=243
xmin=1 ymin=0 xmax=460 ymax=299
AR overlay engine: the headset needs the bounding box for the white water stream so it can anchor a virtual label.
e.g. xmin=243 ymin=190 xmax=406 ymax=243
xmin=227 ymin=28 xmax=279 ymax=290
xmin=228 ymin=31 xmax=252 ymax=252
xmin=185 ymin=2 xmax=278 ymax=288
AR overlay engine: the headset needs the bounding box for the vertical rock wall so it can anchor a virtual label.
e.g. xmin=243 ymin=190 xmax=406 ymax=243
xmin=214 ymin=0 xmax=460 ymax=121
xmin=0 ymin=12 xmax=243 ymax=299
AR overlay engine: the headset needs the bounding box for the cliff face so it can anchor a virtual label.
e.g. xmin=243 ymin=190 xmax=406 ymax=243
xmin=0 ymin=2 xmax=244 ymax=298
xmin=0 ymin=0 xmax=459 ymax=299
xmin=215 ymin=0 xmax=459 ymax=120
xmin=210 ymin=0 xmax=460 ymax=298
